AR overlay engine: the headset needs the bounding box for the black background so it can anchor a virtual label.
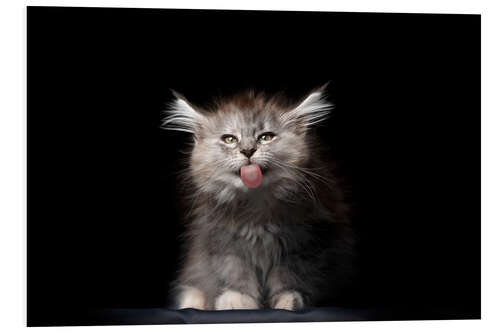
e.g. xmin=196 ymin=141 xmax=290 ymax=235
xmin=27 ymin=7 xmax=480 ymax=325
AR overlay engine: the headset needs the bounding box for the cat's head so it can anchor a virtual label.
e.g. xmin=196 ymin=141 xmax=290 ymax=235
xmin=163 ymin=86 xmax=333 ymax=203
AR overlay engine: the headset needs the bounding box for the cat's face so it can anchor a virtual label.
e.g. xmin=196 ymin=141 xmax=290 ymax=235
xmin=163 ymin=89 xmax=332 ymax=202
xmin=190 ymin=106 xmax=309 ymax=193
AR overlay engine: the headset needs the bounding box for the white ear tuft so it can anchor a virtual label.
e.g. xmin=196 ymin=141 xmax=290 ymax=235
xmin=162 ymin=92 xmax=204 ymax=134
xmin=281 ymin=88 xmax=333 ymax=129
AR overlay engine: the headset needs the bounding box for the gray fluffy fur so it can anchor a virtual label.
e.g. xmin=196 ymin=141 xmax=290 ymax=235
xmin=164 ymin=87 xmax=354 ymax=310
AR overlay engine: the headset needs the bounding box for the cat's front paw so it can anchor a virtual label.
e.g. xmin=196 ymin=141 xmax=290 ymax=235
xmin=214 ymin=290 xmax=259 ymax=310
xmin=177 ymin=286 xmax=207 ymax=310
xmin=271 ymin=290 xmax=304 ymax=310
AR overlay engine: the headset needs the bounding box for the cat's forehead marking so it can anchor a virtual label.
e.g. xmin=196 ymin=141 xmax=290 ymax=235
xmin=210 ymin=105 xmax=278 ymax=134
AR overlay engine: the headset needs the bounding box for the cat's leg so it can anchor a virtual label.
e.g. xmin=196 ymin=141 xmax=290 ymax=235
xmin=174 ymin=249 xmax=215 ymax=310
xmin=266 ymin=259 xmax=311 ymax=310
xmin=213 ymin=255 xmax=261 ymax=310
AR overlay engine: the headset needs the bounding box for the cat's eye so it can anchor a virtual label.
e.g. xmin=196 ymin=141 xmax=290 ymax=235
xmin=258 ymin=132 xmax=276 ymax=143
xmin=221 ymin=134 xmax=238 ymax=144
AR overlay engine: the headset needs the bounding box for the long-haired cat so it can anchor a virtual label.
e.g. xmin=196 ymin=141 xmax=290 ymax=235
xmin=163 ymin=85 xmax=354 ymax=310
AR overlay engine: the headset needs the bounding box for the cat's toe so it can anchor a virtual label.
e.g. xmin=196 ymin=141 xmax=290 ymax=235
xmin=214 ymin=290 xmax=259 ymax=310
xmin=271 ymin=290 xmax=304 ymax=310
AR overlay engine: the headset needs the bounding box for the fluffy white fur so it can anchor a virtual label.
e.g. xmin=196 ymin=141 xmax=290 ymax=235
xmin=280 ymin=90 xmax=333 ymax=129
xmin=215 ymin=290 xmax=259 ymax=310
xmin=163 ymin=89 xmax=332 ymax=135
xmin=162 ymin=96 xmax=205 ymax=134
xmin=177 ymin=286 xmax=206 ymax=309
xmin=272 ymin=290 xmax=304 ymax=310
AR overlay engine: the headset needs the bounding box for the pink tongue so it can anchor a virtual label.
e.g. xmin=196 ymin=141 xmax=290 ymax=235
xmin=240 ymin=164 xmax=263 ymax=188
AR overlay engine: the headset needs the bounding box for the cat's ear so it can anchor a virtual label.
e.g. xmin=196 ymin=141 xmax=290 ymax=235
xmin=280 ymin=83 xmax=333 ymax=131
xmin=162 ymin=90 xmax=206 ymax=134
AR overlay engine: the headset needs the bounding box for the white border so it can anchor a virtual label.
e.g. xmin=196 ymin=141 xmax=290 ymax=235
xmin=23 ymin=0 xmax=484 ymax=14
xmin=1 ymin=0 xmax=498 ymax=332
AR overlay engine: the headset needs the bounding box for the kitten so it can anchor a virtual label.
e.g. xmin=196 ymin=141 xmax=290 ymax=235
xmin=163 ymin=86 xmax=354 ymax=310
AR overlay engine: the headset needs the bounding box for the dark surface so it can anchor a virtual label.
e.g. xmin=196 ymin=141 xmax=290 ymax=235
xmin=27 ymin=7 xmax=480 ymax=326
xmin=35 ymin=307 xmax=479 ymax=326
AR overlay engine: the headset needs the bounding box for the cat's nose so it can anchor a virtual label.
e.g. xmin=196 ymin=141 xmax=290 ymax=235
xmin=240 ymin=148 xmax=257 ymax=158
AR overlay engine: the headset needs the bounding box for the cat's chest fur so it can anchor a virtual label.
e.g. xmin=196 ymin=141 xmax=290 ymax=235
xmin=207 ymin=220 xmax=285 ymax=283
xmin=198 ymin=195 xmax=315 ymax=276
xmin=235 ymin=222 xmax=282 ymax=270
